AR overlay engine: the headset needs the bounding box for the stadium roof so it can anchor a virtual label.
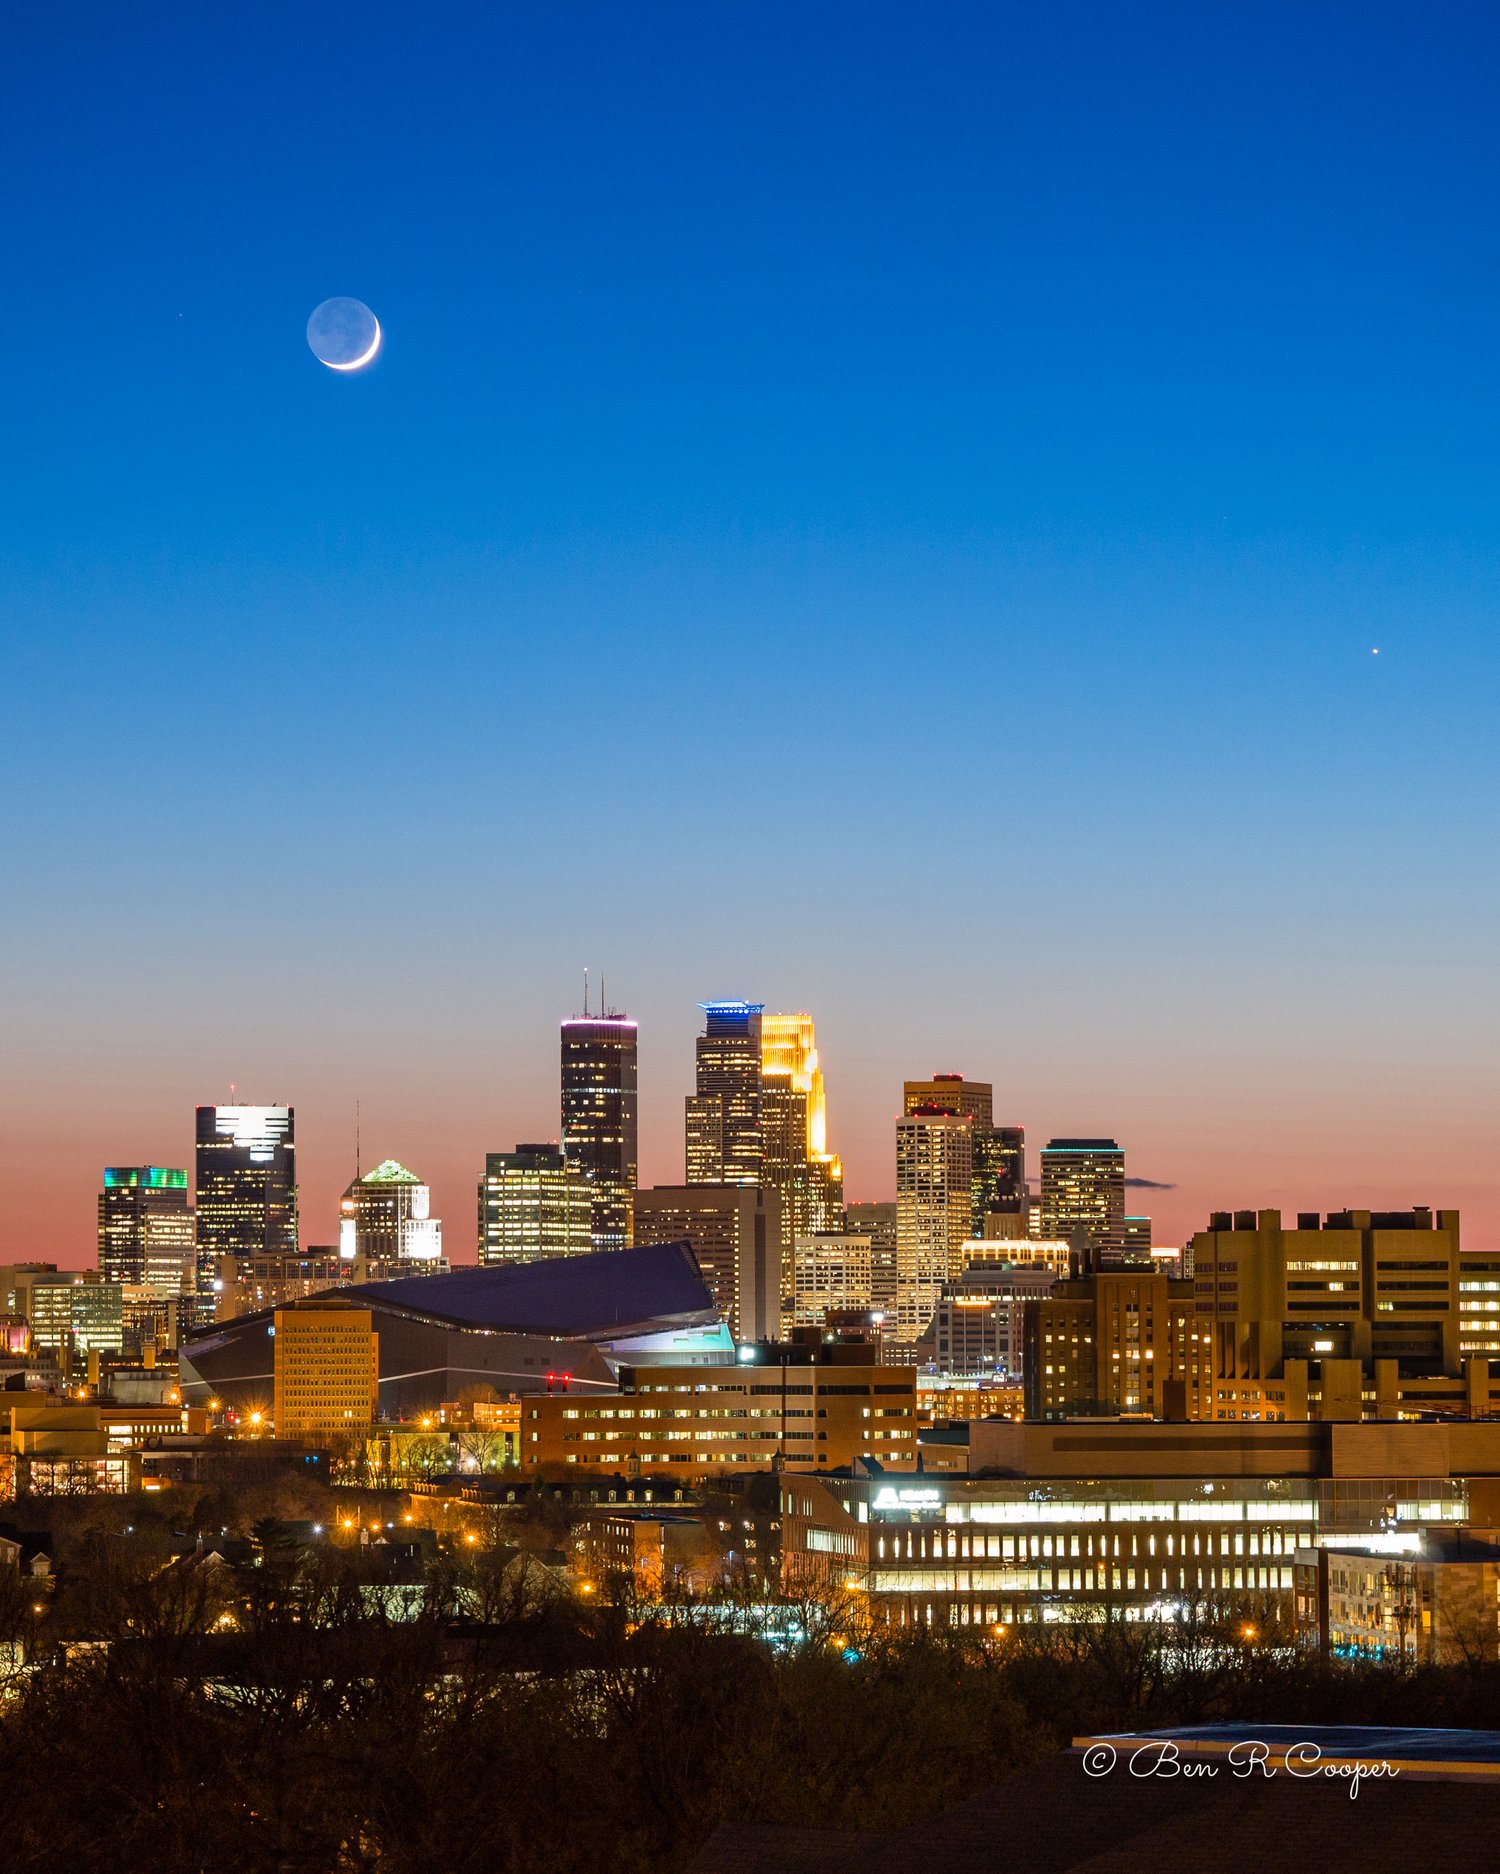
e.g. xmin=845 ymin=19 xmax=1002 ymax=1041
xmin=349 ymin=1239 xmax=716 ymax=1339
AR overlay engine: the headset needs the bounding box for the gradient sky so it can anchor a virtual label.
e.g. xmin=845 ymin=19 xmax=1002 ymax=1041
xmin=3 ymin=3 xmax=1497 ymax=1267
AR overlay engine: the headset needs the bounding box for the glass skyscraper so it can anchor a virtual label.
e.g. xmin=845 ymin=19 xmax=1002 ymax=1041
xmin=194 ymin=1104 xmax=297 ymax=1292
xmin=1040 ymin=1137 xmax=1126 ymax=1273
xmin=97 ymin=1166 xmax=195 ymax=1292
xmin=685 ymin=1001 xmax=763 ymax=1185
xmin=560 ymin=1014 xmax=639 ymax=1251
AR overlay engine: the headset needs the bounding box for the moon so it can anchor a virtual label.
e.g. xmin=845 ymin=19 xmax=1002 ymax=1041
xmin=306 ymin=297 xmax=381 ymax=371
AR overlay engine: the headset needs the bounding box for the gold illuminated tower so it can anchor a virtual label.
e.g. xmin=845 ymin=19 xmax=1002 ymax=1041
xmin=761 ymin=1014 xmax=845 ymax=1311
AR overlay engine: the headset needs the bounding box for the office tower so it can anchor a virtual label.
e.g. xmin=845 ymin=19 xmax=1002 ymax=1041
xmin=846 ymin=1200 xmax=898 ymax=1314
xmin=195 ymin=1105 xmax=297 ymax=1290
xmin=1040 ymin=1138 xmax=1126 ymax=1272
xmin=560 ymin=1010 xmax=639 ymax=1251
xmin=273 ymin=1304 xmax=378 ymax=1439
xmin=478 ymin=1145 xmax=593 ymax=1266
xmin=972 ymin=1125 xmax=1026 ymax=1236
xmin=760 ymin=1012 xmax=845 ymax=1235
xmin=921 ymin=1258 xmax=1060 ymax=1380
xmin=339 ymin=1160 xmax=443 ymax=1274
xmin=1124 ymin=1215 xmax=1153 ymax=1263
xmin=902 ymin=1076 xmax=1026 ymax=1245
xmin=633 ymin=1183 xmax=782 ymax=1342
xmin=1186 ymin=1206 xmax=1475 ymax=1420
xmin=685 ymin=1002 xmax=763 ymax=1185
xmin=791 ymin=1232 xmax=873 ymax=1327
xmin=1024 ymin=1266 xmax=1211 ymax=1419
xmin=894 ymin=1109 xmax=974 ymax=1341
xmin=70 ymin=1279 xmax=125 ymax=1361
xmin=902 ymin=1074 xmax=993 ymax=1126
xmin=97 ymin=1167 xmax=195 ymax=1293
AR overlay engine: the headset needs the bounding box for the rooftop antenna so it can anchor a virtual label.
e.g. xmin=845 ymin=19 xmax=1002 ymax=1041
xmin=356 ymin=1099 xmax=361 ymax=1180
xmin=600 ymin=971 xmax=606 ymax=1018
xmin=583 ymin=967 xmax=590 ymax=1018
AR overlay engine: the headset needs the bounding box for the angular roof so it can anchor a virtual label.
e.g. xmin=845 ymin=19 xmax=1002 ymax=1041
xmin=360 ymin=1159 xmax=421 ymax=1184
xmin=350 ymin=1239 xmax=715 ymax=1339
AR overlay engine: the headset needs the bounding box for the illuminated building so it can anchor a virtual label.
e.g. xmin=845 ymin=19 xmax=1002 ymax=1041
xmin=9 ymin=1270 xmax=81 ymax=1355
xmin=902 ymin=1077 xmax=1026 ymax=1249
xmin=971 ymin=1125 xmax=1026 ymax=1236
xmin=97 ymin=1167 xmax=195 ymax=1293
xmin=1459 ymin=1252 xmax=1500 ymax=1358
xmin=1124 ymin=1215 xmax=1153 ymax=1262
xmin=561 ymin=1009 xmax=639 ymax=1251
xmin=903 ymin=1074 xmax=992 ymax=1126
xmin=685 ymin=1002 xmax=763 ymax=1185
xmin=1185 ymin=1207 xmax=1489 ymax=1421
xmin=194 ymin=1105 xmax=297 ymax=1292
xmin=917 ymin=1259 xmax=1059 ymax=1379
xmin=894 ymin=1110 xmax=974 ymax=1342
xmin=339 ymin=1159 xmax=443 ymax=1275
xmin=633 ymin=1184 xmax=781 ymax=1341
xmin=1023 ymin=1267 xmax=1211 ymax=1418
xmin=183 ymin=1242 xmax=730 ymax=1418
xmin=761 ymin=1012 xmax=845 ymax=1310
xmin=70 ymin=1279 xmax=125 ymax=1360
xmin=1296 ymin=1530 xmax=1500 ymax=1664
xmin=782 ymin=1417 xmax=1494 ymax=1628
xmin=272 ymin=1304 xmax=378 ymax=1440
xmin=522 ymin=1332 xmax=916 ymax=1476
xmin=791 ymin=1231 xmax=873 ymax=1327
xmin=479 ymin=1145 xmax=593 ymax=1265
xmin=1039 ymin=1138 xmax=1125 ymax=1271
xmin=846 ymin=1201 xmax=898 ymax=1313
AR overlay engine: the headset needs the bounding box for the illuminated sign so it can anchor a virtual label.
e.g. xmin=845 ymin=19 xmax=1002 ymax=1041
xmin=873 ymin=1487 xmax=942 ymax=1509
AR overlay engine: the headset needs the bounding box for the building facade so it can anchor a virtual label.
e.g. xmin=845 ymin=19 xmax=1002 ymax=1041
xmin=339 ymin=1159 xmax=443 ymax=1275
xmin=1023 ymin=1268 xmax=1213 ymax=1418
xmin=560 ymin=1012 xmax=639 ymax=1252
xmin=895 ymin=1110 xmax=974 ymax=1342
xmin=194 ymin=1105 xmax=297 ymax=1291
xmin=792 ymin=1231 xmax=874 ymax=1327
xmin=1040 ymin=1138 xmax=1126 ymax=1271
xmin=272 ymin=1304 xmax=379 ymax=1441
xmin=918 ymin=1259 xmax=1059 ymax=1380
xmin=98 ymin=1167 xmax=195 ymax=1292
xmin=782 ymin=1419 xmax=1500 ymax=1629
xmin=523 ymin=1338 xmax=917 ymax=1477
xmin=686 ymin=1001 xmax=764 ymax=1186
xmin=632 ymin=1184 xmax=781 ymax=1342
xmin=846 ymin=1202 xmax=898 ymax=1314
xmin=478 ymin=1146 xmax=593 ymax=1266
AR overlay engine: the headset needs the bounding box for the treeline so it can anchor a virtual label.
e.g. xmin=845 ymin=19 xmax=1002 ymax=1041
xmin=7 ymin=1559 xmax=1500 ymax=1874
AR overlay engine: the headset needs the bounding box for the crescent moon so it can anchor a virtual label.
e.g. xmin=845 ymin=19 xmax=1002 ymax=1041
xmin=324 ymin=318 xmax=381 ymax=372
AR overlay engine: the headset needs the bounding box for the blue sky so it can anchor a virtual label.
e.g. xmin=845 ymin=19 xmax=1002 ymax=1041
xmin=3 ymin=2 xmax=1497 ymax=1260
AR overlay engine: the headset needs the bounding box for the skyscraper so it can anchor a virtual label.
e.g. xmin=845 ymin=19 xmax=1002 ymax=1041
xmin=633 ymin=1183 xmax=782 ymax=1342
xmin=97 ymin=1166 xmax=195 ymax=1292
xmin=194 ymin=1105 xmax=297 ymax=1292
xmin=685 ymin=1001 xmax=763 ymax=1185
xmin=1040 ymin=1138 xmax=1126 ymax=1272
xmin=903 ymin=1073 xmax=993 ymax=1127
xmin=478 ymin=1145 xmax=593 ymax=1265
xmin=760 ymin=1013 xmax=844 ymax=1235
xmin=972 ymin=1125 xmax=1027 ymax=1236
xmin=760 ymin=1012 xmax=844 ymax=1315
xmin=846 ymin=1200 xmax=898 ymax=1315
xmin=339 ymin=1160 xmax=443 ymax=1276
xmin=560 ymin=1010 xmax=639 ymax=1251
xmin=895 ymin=1109 xmax=975 ymax=1341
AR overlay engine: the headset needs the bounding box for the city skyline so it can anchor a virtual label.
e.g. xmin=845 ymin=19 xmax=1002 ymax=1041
xmin=8 ymin=984 xmax=1495 ymax=1271
xmin=4 ymin=7 xmax=1497 ymax=1271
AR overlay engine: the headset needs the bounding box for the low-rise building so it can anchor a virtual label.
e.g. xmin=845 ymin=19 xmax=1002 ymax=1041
xmin=1295 ymin=1530 xmax=1500 ymax=1664
xmin=523 ymin=1332 xmax=916 ymax=1477
xmin=782 ymin=1418 xmax=1500 ymax=1628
